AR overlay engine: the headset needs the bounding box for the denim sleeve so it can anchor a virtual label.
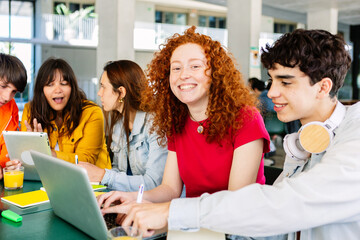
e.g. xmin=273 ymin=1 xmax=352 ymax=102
xmin=101 ymin=168 xmax=121 ymax=186
xmin=101 ymin=126 xmax=168 ymax=192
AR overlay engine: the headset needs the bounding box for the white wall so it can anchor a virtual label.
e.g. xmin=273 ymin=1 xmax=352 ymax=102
xmin=135 ymin=2 xmax=155 ymax=22
xmin=40 ymin=47 xmax=159 ymax=101
xmin=135 ymin=50 xmax=156 ymax=70
xmin=261 ymin=15 xmax=274 ymax=33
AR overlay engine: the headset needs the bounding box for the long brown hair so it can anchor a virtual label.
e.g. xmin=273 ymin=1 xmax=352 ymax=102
xmin=142 ymin=26 xmax=257 ymax=145
xmin=29 ymin=58 xmax=95 ymax=137
xmin=102 ymin=60 xmax=146 ymax=152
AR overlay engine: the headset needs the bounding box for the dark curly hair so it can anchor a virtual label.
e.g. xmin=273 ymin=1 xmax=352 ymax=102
xmin=261 ymin=29 xmax=351 ymax=98
xmin=141 ymin=26 xmax=257 ymax=145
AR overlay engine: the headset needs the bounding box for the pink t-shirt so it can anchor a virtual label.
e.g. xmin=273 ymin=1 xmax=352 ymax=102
xmin=168 ymin=108 xmax=270 ymax=197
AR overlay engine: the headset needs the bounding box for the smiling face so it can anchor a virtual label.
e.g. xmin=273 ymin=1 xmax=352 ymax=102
xmin=0 ymin=79 xmax=17 ymax=107
xmin=98 ymin=71 xmax=121 ymax=112
xmin=267 ymin=63 xmax=322 ymax=125
xmin=169 ymin=43 xmax=211 ymax=111
xmin=43 ymin=70 xmax=72 ymax=113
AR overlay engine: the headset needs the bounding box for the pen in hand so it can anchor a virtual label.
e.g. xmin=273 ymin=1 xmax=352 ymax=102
xmin=136 ymin=184 xmax=144 ymax=203
xmin=75 ymin=155 xmax=78 ymax=165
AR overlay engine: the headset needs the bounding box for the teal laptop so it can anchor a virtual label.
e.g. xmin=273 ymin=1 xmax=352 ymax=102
xmin=29 ymin=150 xmax=166 ymax=240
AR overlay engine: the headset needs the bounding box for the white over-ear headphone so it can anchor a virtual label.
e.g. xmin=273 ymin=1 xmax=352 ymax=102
xmin=283 ymin=101 xmax=346 ymax=161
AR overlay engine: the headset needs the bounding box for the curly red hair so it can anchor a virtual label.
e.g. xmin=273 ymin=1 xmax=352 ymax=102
xmin=141 ymin=26 xmax=257 ymax=145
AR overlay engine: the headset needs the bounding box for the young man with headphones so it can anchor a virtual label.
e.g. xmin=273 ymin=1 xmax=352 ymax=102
xmin=98 ymin=29 xmax=360 ymax=240
xmin=0 ymin=54 xmax=27 ymax=180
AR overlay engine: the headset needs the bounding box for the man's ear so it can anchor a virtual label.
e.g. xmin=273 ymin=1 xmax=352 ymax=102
xmin=317 ymin=77 xmax=333 ymax=99
xmin=118 ymin=86 xmax=127 ymax=99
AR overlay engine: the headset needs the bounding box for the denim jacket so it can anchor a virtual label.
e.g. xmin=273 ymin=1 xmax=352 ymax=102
xmin=101 ymin=111 xmax=168 ymax=191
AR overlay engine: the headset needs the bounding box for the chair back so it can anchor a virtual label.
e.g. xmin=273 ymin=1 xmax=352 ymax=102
xmin=264 ymin=112 xmax=287 ymax=136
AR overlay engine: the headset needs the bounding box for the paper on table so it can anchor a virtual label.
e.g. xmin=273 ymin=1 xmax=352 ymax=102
xmin=91 ymin=184 xmax=107 ymax=191
xmin=94 ymin=192 xmax=106 ymax=197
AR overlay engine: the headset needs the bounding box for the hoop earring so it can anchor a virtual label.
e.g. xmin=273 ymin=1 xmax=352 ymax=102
xmin=118 ymin=98 xmax=123 ymax=103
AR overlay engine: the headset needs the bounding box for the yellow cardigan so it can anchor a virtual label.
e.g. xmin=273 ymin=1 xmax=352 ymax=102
xmin=21 ymin=101 xmax=111 ymax=169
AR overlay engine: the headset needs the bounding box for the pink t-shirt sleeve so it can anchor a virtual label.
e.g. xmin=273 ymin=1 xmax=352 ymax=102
xmin=233 ymin=109 xmax=270 ymax=153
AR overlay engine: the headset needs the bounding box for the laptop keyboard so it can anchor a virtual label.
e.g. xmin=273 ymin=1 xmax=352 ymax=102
xmin=103 ymin=213 xmax=167 ymax=239
xmin=104 ymin=213 xmax=118 ymax=229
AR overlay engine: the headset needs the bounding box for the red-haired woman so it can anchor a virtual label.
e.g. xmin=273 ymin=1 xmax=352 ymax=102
xmin=98 ymin=26 xmax=270 ymax=236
